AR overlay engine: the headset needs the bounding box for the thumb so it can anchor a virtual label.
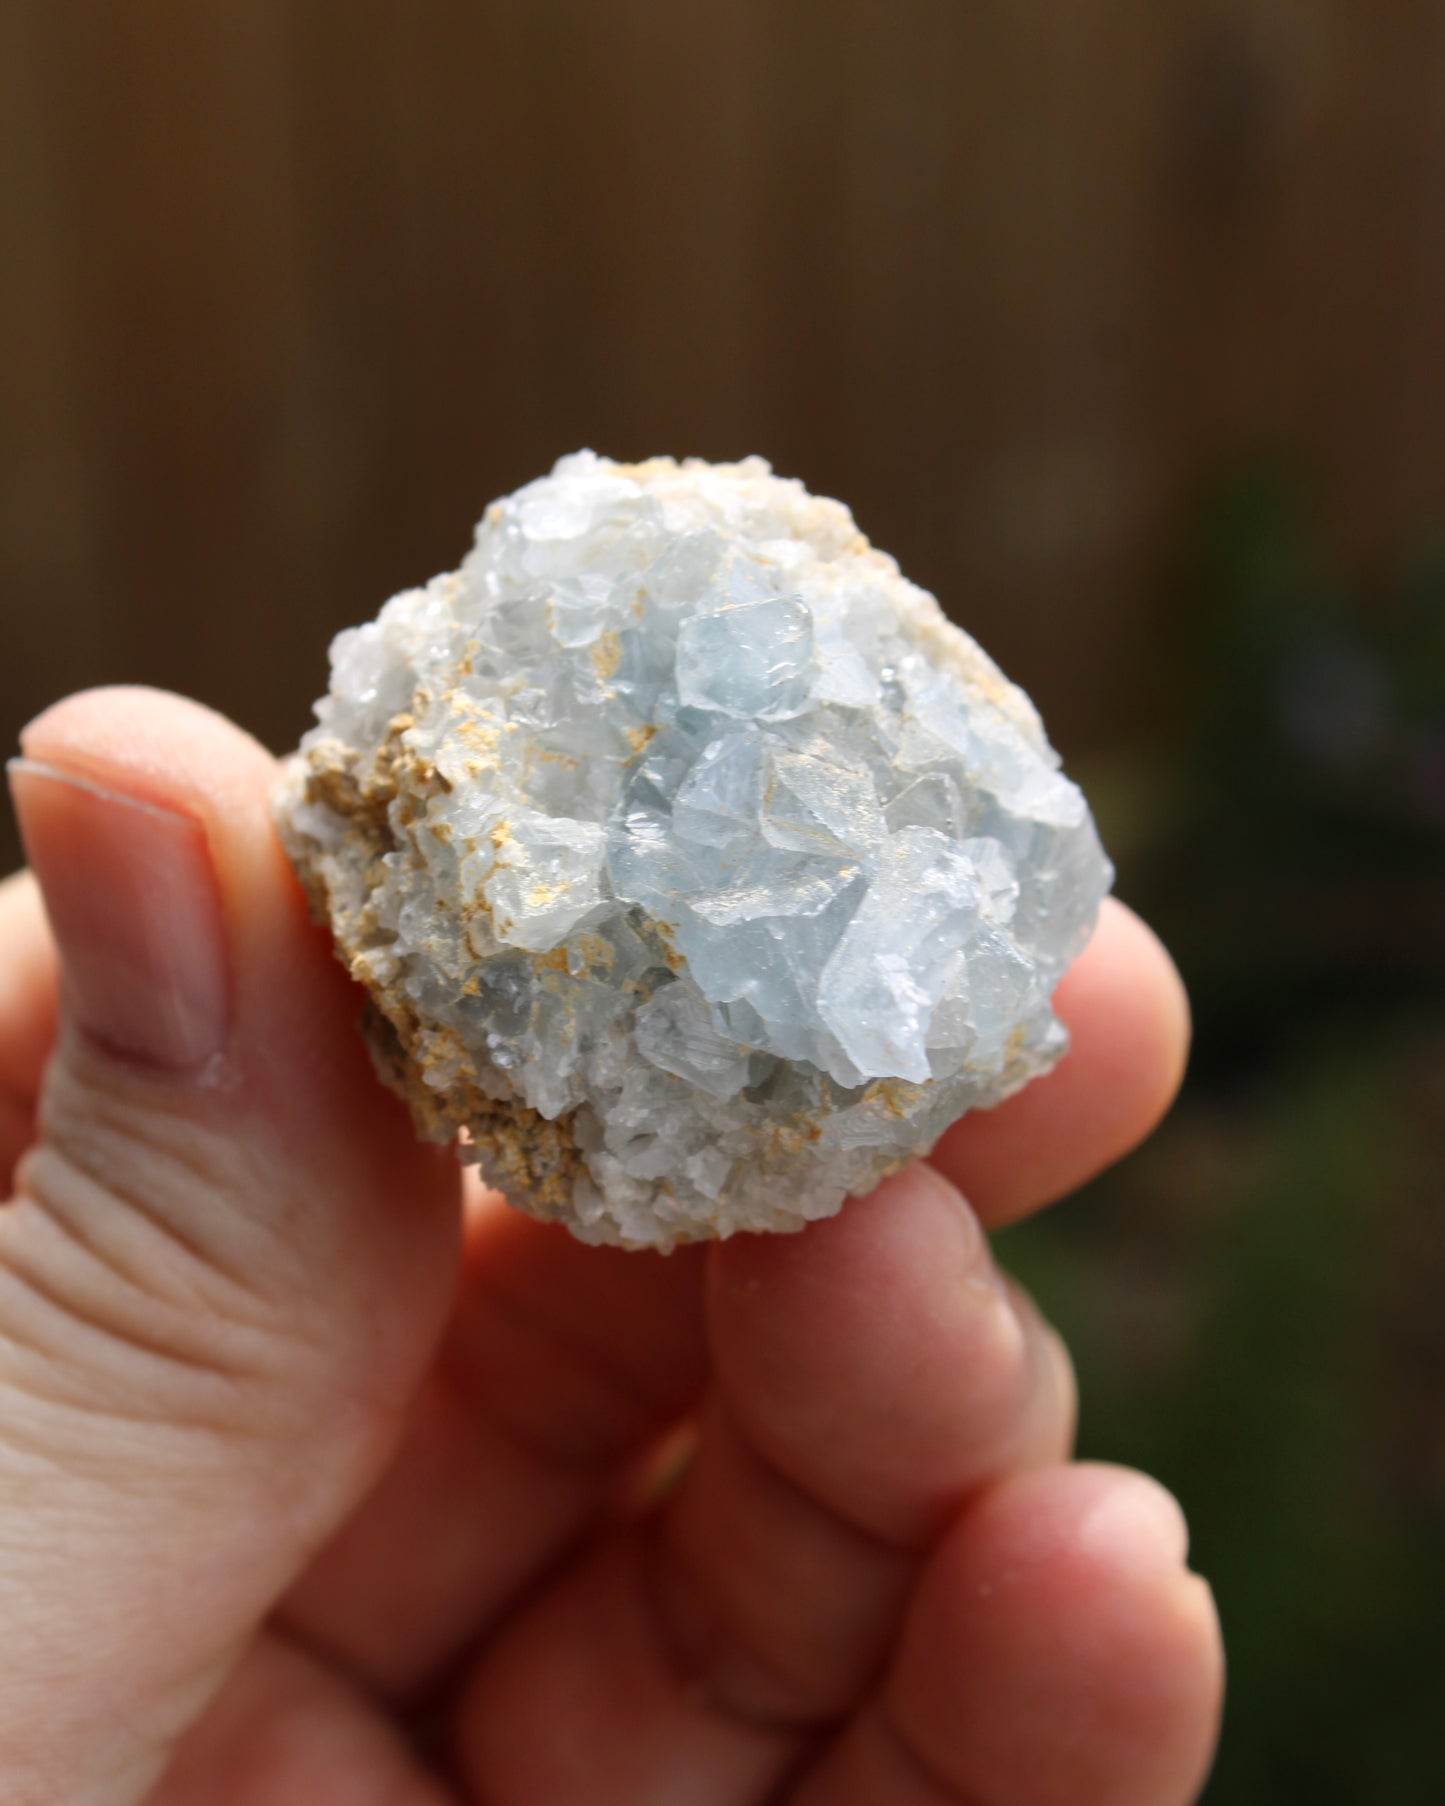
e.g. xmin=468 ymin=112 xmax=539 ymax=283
xmin=1 ymin=688 xmax=460 ymax=1806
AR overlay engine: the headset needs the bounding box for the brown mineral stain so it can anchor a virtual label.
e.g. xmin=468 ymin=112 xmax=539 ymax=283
xmin=358 ymin=992 xmax=585 ymax=1216
xmin=763 ymin=1119 xmax=823 ymax=1162
xmin=568 ymin=933 xmax=615 ymax=977
xmin=453 ymin=704 xmax=503 ymax=770
xmin=467 ymin=1096 xmax=585 ymax=1216
xmin=652 ymin=921 xmax=685 ymax=972
xmin=590 ymin=631 xmax=622 ymax=682
xmin=860 ymin=1076 xmax=932 ymax=1119
xmin=525 ymin=880 xmax=568 ymax=908
xmin=287 ymin=694 xmax=592 ymax=1220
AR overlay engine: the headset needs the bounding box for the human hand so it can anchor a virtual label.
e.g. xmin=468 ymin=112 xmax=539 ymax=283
xmin=2 ymin=688 xmax=1222 ymax=1805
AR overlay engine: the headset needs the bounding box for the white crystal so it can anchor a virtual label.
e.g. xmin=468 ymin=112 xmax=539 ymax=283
xmin=273 ymin=453 xmax=1112 ymax=1249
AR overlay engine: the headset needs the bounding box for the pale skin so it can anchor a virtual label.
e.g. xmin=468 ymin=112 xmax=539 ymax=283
xmin=0 ymin=688 xmax=1223 ymax=1805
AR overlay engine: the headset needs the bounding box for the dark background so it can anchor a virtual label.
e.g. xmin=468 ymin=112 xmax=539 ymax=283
xmin=2 ymin=5 xmax=1443 ymax=1800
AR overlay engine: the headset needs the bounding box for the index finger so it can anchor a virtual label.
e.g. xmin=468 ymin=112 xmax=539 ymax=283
xmin=930 ymin=898 xmax=1190 ymax=1227
xmin=0 ymin=870 xmax=59 ymax=1186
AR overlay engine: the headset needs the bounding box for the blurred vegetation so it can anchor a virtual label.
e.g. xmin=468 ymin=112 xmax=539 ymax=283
xmin=1001 ymin=471 xmax=1445 ymax=1804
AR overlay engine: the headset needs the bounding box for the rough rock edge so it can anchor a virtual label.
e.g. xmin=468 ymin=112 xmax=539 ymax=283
xmin=608 ymin=455 xmax=1049 ymax=753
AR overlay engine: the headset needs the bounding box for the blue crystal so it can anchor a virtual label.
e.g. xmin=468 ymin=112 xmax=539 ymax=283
xmin=277 ymin=452 xmax=1113 ymax=1248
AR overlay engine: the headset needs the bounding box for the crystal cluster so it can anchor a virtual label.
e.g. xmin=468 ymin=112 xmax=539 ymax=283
xmin=273 ymin=454 xmax=1111 ymax=1249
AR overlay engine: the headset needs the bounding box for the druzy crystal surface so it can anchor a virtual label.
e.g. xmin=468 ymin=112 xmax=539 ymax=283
xmin=274 ymin=454 xmax=1112 ymax=1249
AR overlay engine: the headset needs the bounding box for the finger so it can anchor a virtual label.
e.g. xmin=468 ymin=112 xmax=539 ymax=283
xmin=454 ymin=1164 xmax=1077 ymax=1803
xmin=456 ymin=1532 xmax=800 ymax=1806
xmin=790 ymin=1464 xmax=1223 ymax=1806
xmin=931 ymin=898 xmax=1191 ymax=1227
xmin=1 ymin=688 xmax=461 ymax=1806
xmin=0 ymin=872 xmax=59 ymax=1185
xmin=642 ymin=1165 xmax=1074 ymax=1724
xmin=283 ymin=1179 xmax=708 ymax=1697
xmin=0 ymin=1091 xmax=30 ymax=1198
xmin=702 ymin=1163 xmax=1075 ymax=1554
xmin=147 ymin=1632 xmax=453 ymax=1806
xmin=0 ymin=870 xmax=58 ymax=1098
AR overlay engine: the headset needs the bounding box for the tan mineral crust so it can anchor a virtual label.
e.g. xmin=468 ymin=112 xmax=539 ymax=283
xmin=274 ymin=453 xmax=1111 ymax=1250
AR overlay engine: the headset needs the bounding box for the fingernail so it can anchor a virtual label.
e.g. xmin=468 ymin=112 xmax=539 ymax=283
xmin=8 ymin=759 xmax=230 ymax=1072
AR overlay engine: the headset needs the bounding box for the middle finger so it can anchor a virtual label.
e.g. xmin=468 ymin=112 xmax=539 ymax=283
xmin=280 ymin=1178 xmax=709 ymax=1696
xmin=648 ymin=1161 xmax=1076 ymax=1728
xmin=451 ymin=1163 xmax=1076 ymax=1805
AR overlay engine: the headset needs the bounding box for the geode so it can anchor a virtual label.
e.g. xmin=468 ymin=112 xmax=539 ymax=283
xmin=273 ymin=453 xmax=1111 ymax=1249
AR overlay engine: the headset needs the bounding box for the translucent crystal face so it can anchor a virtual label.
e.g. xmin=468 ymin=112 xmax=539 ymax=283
xmin=274 ymin=453 xmax=1112 ymax=1249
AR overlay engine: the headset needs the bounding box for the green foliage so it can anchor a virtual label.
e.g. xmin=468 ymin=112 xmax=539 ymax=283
xmin=1003 ymin=471 xmax=1445 ymax=1803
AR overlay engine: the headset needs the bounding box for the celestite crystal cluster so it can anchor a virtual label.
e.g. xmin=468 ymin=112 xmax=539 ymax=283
xmin=274 ymin=453 xmax=1112 ymax=1249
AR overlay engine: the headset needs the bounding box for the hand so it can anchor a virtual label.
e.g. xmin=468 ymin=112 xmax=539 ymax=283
xmin=1 ymin=688 xmax=1222 ymax=1806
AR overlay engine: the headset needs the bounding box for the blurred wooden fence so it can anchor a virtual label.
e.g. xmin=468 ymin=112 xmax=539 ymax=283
xmin=3 ymin=1 xmax=1445 ymax=868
